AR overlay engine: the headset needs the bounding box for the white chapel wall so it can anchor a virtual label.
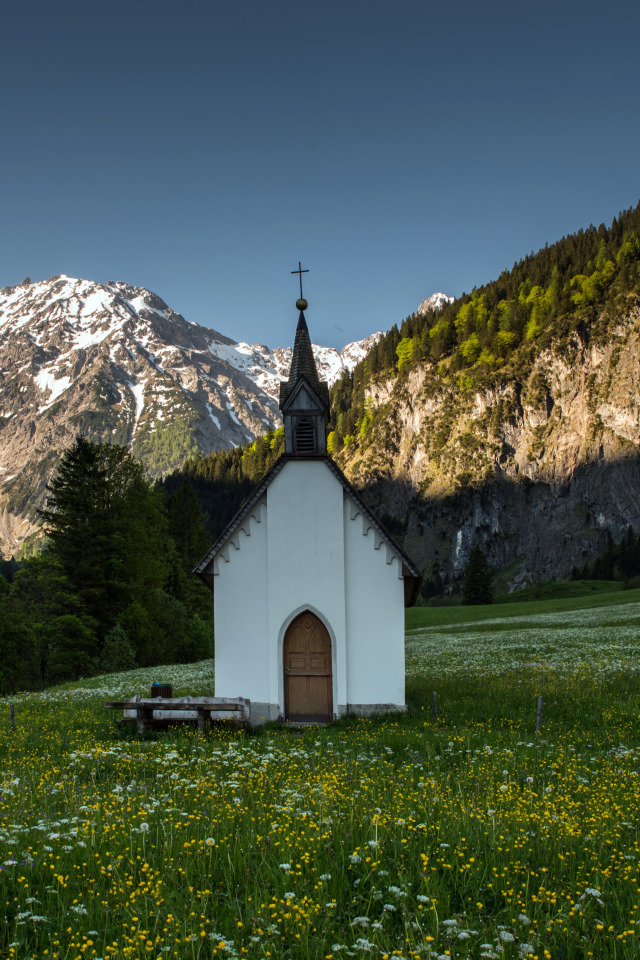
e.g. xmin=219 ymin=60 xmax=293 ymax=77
xmin=214 ymin=503 xmax=270 ymax=704
xmin=266 ymin=461 xmax=348 ymax=714
xmin=343 ymin=499 xmax=406 ymax=709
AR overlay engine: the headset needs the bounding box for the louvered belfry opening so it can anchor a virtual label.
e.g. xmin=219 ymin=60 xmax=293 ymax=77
xmin=295 ymin=418 xmax=315 ymax=454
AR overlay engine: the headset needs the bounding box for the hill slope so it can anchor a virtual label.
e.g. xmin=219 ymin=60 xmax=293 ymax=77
xmin=328 ymin=203 xmax=640 ymax=586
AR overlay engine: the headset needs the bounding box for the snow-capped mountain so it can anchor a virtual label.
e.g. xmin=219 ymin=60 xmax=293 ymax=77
xmin=0 ymin=275 xmax=382 ymax=554
xmin=416 ymin=292 xmax=454 ymax=314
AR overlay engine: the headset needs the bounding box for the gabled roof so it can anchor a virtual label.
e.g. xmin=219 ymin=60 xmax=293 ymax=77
xmin=193 ymin=454 xmax=422 ymax=605
xmin=279 ymin=375 xmax=328 ymax=414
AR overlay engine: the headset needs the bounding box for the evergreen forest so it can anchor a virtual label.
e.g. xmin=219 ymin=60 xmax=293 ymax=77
xmin=0 ymin=437 xmax=213 ymax=695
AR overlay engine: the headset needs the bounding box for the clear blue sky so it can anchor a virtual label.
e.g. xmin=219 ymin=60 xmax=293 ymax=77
xmin=1 ymin=0 xmax=639 ymax=349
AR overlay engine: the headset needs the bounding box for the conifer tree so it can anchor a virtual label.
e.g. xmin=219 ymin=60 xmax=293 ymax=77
xmin=462 ymin=545 xmax=493 ymax=605
xmin=40 ymin=435 xmax=167 ymax=635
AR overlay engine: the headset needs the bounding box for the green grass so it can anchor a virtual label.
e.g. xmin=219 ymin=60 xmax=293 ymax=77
xmin=494 ymin=579 xmax=625 ymax=604
xmin=406 ymin=584 xmax=640 ymax=630
xmin=2 ymin=596 xmax=640 ymax=959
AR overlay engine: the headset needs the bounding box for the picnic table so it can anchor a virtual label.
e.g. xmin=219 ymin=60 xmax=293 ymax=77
xmin=104 ymin=696 xmax=251 ymax=733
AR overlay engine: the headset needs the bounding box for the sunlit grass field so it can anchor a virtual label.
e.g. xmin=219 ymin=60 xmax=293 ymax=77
xmin=2 ymin=592 xmax=640 ymax=960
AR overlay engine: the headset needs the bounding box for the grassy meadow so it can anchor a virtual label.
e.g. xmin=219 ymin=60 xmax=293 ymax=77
xmin=2 ymin=592 xmax=640 ymax=960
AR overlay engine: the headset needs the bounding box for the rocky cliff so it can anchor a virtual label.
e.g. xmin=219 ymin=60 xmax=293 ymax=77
xmin=336 ymin=305 xmax=640 ymax=586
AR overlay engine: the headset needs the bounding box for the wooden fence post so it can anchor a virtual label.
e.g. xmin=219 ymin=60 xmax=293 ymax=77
xmin=432 ymin=691 xmax=438 ymax=724
xmin=536 ymin=696 xmax=543 ymax=735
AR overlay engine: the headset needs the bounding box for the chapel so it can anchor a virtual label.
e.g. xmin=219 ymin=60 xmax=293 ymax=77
xmin=195 ymin=295 xmax=420 ymax=724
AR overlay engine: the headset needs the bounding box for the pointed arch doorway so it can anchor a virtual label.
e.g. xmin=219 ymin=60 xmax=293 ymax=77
xmin=283 ymin=611 xmax=333 ymax=721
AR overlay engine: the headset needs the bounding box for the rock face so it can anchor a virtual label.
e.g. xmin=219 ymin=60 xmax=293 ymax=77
xmin=0 ymin=276 xmax=381 ymax=555
xmin=337 ymin=307 xmax=640 ymax=586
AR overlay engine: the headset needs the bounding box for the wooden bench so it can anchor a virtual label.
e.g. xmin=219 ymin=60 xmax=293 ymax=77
xmin=104 ymin=696 xmax=251 ymax=733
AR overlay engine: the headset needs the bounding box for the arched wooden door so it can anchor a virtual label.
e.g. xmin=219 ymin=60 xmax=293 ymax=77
xmin=284 ymin=612 xmax=333 ymax=721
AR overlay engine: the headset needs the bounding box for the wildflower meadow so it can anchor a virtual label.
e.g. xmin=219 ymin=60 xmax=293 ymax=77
xmin=2 ymin=595 xmax=640 ymax=960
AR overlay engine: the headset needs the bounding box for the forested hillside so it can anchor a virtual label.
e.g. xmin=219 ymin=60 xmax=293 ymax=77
xmin=328 ymin=201 xmax=640 ymax=450
xmin=169 ymin=201 xmax=640 ymax=587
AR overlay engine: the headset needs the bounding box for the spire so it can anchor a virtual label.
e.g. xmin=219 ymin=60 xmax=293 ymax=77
xmin=280 ymin=310 xmax=328 ymax=408
xmin=279 ymin=275 xmax=329 ymax=411
xmin=279 ymin=269 xmax=330 ymax=455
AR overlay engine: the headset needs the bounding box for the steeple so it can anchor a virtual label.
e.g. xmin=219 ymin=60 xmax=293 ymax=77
xmin=279 ymin=276 xmax=329 ymax=455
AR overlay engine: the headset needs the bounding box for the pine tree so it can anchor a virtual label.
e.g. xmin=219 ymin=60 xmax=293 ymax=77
xmin=40 ymin=436 xmax=167 ymax=634
xmin=462 ymin=545 xmax=493 ymax=605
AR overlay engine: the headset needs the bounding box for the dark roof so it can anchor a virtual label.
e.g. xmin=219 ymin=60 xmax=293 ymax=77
xmin=193 ymin=454 xmax=422 ymax=605
xmin=279 ymin=312 xmax=329 ymax=410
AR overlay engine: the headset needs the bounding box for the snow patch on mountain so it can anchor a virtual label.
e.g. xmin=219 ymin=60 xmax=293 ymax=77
xmin=416 ymin=292 xmax=454 ymax=314
xmin=35 ymin=371 xmax=72 ymax=412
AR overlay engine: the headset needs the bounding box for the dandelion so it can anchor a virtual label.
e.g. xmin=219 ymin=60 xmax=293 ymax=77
xmin=205 ymin=837 xmax=216 ymax=847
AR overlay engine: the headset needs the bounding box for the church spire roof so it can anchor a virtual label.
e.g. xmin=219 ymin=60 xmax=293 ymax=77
xmin=285 ymin=310 xmax=324 ymax=394
xmin=279 ymin=298 xmax=329 ymax=412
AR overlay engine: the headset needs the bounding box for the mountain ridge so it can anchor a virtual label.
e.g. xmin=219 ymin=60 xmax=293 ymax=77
xmin=0 ymin=274 xmax=382 ymax=556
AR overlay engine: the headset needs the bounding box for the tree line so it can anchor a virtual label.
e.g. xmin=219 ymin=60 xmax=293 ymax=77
xmin=572 ymin=526 xmax=640 ymax=585
xmin=0 ymin=436 xmax=213 ymax=695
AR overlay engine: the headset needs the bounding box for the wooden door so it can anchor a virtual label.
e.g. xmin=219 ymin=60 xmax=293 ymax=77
xmin=284 ymin=612 xmax=333 ymax=721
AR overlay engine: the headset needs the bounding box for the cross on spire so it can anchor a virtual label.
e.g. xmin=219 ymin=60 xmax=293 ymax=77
xmin=291 ymin=261 xmax=309 ymax=299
